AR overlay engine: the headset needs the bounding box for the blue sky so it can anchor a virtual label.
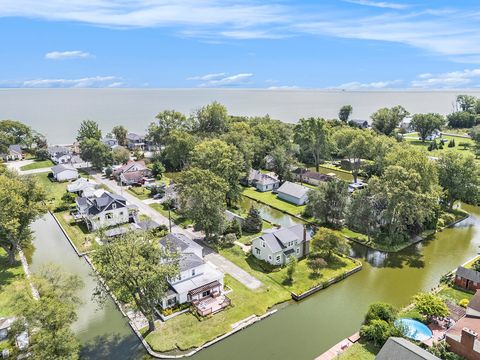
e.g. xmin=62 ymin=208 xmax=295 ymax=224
xmin=1 ymin=0 xmax=480 ymax=89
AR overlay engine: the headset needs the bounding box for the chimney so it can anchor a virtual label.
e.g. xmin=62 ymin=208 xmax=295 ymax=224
xmin=461 ymin=328 xmax=477 ymax=350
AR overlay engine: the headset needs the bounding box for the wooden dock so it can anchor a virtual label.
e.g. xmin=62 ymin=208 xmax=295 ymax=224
xmin=315 ymin=332 xmax=360 ymax=360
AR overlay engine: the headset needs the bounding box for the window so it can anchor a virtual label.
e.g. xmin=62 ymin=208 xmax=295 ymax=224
xmin=296 ymin=248 xmax=300 ymax=254
xmin=262 ymin=241 xmax=265 ymax=248
xmin=112 ymin=203 xmax=117 ymax=209
xmin=191 ymin=268 xmax=196 ymax=276
xmin=255 ymin=248 xmax=261 ymax=255
xmin=105 ymin=213 xmax=113 ymax=220
xmin=276 ymin=255 xmax=281 ymax=263
xmin=202 ymin=290 xmax=211 ymax=298
xmin=268 ymin=255 xmax=272 ymax=260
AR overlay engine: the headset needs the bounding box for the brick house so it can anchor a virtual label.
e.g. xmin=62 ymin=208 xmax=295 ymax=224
xmin=454 ymin=266 xmax=480 ymax=292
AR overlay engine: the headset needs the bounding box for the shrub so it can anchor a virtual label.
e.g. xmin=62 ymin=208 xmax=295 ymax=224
xmin=364 ymin=302 xmax=398 ymax=324
xmin=307 ymin=256 xmax=327 ymax=274
xmin=105 ymin=167 xmax=113 ymax=177
xmin=360 ymin=319 xmax=398 ymax=347
xmin=224 ymin=219 xmax=242 ymax=238
xmin=220 ymin=233 xmax=237 ymax=247
xmin=35 ymin=148 xmax=50 ymax=161
xmin=242 ymin=206 xmax=263 ymax=233
xmin=458 ymin=299 xmax=470 ymax=308
xmin=459 ymin=142 xmax=471 ymax=150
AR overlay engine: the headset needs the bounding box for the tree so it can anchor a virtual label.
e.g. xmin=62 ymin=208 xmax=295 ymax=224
xmin=411 ymin=113 xmax=445 ymax=141
xmin=194 ymin=102 xmax=230 ymax=135
xmin=176 ymin=168 xmax=228 ymax=240
xmin=429 ymin=342 xmax=463 ymax=360
xmin=447 ymin=111 xmax=476 ymax=128
xmin=10 ymin=265 xmax=83 ymax=360
xmin=224 ymin=219 xmax=242 ymax=238
xmin=35 ymin=147 xmax=50 ymax=161
xmin=413 ymin=292 xmax=448 ymax=319
xmin=438 ymin=152 xmax=480 ymax=208
xmin=371 ymin=106 xmax=409 ymax=136
xmin=310 ymin=227 xmax=350 ymax=261
xmin=80 ymin=139 xmax=113 ymax=169
xmin=0 ymin=170 xmax=46 ymax=264
xmin=364 ymin=302 xmax=398 ymax=324
xmin=222 ymin=121 xmax=256 ymax=172
xmin=111 ymin=125 xmax=128 ymax=146
xmin=294 ymin=118 xmax=332 ymax=172
xmin=346 ymin=189 xmax=378 ymax=241
xmin=148 ymin=110 xmax=192 ymax=146
xmin=151 ymin=161 xmax=166 ymax=180
xmin=334 ymin=127 xmax=373 ymax=183
xmin=306 ymin=256 xmax=327 ymax=275
xmin=191 ymin=139 xmax=243 ymax=206
xmin=338 ymin=105 xmax=353 ymax=122
xmin=76 ymin=119 xmax=102 ymax=141
xmin=269 ymin=146 xmax=294 ymax=182
xmin=243 ymin=206 xmax=263 ymax=233
xmin=456 ymin=94 xmax=478 ymax=113
xmin=360 ymin=319 xmax=397 ymax=347
xmin=286 ymin=255 xmax=297 ymax=282
xmin=162 ymin=130 xmax=196 ymax=171
xmin=112 ymin=145 xmax=130 ymax=164
xmin=0 ymin=120 xmax=33 ymax=149
xmin=92 ymin=230 xmax=178 ymax=334
xmin=305 ymin=180 xmax=348 ymax=227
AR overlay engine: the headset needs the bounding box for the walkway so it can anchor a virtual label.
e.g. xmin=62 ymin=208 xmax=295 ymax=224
xmin=90 ymin=171 xmax=264 ymax=290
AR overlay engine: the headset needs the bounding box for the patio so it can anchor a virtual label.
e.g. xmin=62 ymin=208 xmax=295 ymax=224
xmin=193 ymin=294 xmax=231 ymax=316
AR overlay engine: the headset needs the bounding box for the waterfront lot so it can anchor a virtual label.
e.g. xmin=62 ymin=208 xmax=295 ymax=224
xmin=242 ymin=187 xmax=306 ymax=217
xmin=0 ymin=249 xmax=25 ymax=317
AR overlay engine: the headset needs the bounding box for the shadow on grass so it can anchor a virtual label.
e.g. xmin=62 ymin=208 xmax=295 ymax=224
xmin=81 ymin=333 xmax=146 ymax=360
xmin=308 ymin=272 xmax=323 ymax=280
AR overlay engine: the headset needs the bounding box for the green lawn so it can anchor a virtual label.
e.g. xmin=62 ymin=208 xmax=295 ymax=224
xmin=337 ymin=342 xmax=378 ymax=360
xmin=19 ymin=159 xmax=54 ymax=171
xmin=144 ymin=274 xmax=290 ymax=352
xmin=54 ymin=211 xmax=97 ymax=253
xmin=242 ymin=187 xmax=306 ymax=216
xmin=27 ymin=173 xmax=68 ymax=210
xmin=268 ymin=255 xmax=360 ymax=294
xmin=150 ymin=203 xmax=193 ymax=228
xmin=0 ymin=248 xmax=25 ymax=317
xmin=437 ymin=285 xmax=473 ymax=304
xmin=126 ymin=186 xmax=151 ymax=200
xmin=404 ymin=133 xmax=475 ymax=157
xmin=236 ymin=222 xmax=273 ymax=245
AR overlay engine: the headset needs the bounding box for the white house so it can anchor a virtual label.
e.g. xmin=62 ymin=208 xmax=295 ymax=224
xmin=251 ymin=224 xmax=311 ymax=266
xmin=159 ymin=234 xmax=228 ymax=316
xmin=69 ymin=155 xmax=91 ymax=169
xmin=101 ymin=137 xmax=119 ymax=148
xmin=75 ymin=191 xmax=138 ymax=231
xmin=67 ymin=177 xmax=98 ymax=194
xmin=48 ymin=145 xmax=72 ymax=164
xmin=51 ymin=164 xmax=79 ymax=182
xmin=245 ymin=169 xmax=280 ymax=192
xmin=276 ymin=181 xmax=310 ymax=205
xmin=1 ymin=145 xmax=23 ymax=161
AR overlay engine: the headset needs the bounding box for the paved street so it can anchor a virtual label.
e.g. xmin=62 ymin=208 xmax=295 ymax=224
xmin=90 ymin=171 xmax=264 ymax=290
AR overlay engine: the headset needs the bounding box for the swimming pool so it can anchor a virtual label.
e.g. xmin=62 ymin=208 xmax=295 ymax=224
xmin=395 ymin=318 xmax=433 ymax=341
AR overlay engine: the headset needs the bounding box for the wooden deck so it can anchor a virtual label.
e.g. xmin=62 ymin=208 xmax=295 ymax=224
xmin=315 ymin=332 xmax=360 ymax=360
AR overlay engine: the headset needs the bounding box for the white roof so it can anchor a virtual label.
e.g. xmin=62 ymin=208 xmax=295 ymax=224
xmin=171 ymin=262 xmax=223 ymax=295
xmin=277 ymin=181 xmax=310 ymax=199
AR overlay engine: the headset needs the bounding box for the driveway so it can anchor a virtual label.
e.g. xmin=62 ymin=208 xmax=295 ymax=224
xmin=90 ymin=171 xmax=264 ymax=290
xmin=6 ymin=160 xmax=51 ymax=175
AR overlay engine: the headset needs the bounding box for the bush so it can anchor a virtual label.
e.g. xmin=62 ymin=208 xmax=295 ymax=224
xmin=307 ymin=255 xmax=327 ymax=274
xmin=360 ymin=320 xmax=399 ymax=347
xmin=364 ymin=302 xmax=398 ymax=324
xmin=105 ymin=167 xmax=113 ymax=177
xmin=224 ymin=219 xmax=242 ymax=238
xmin=458 ymin=298 xmax=469 ymax=308
xmin=448 ymin=139 xmax=455 ymax=148
xmin=242 ymin=206 xmax=263 ymax=233
xmin=220 ymin=233 xmax=237 ymax=247
xmin=35 ymin=148 xmax=50 ymax=161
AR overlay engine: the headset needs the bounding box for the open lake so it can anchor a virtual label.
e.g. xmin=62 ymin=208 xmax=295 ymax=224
xmin=2 ymin=89 xmax=480 ymax=143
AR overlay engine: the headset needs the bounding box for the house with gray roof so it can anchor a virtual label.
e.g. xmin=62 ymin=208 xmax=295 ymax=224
xmin=276 ymin=181 xmax=310 ymax=205
xmin=51 ymin=164 xmax=79 ymax=182
xmin=454 ymin=266 xmax=480 ymax=292
xmin=159 ymin=233 xmax=225 ymax=311
xmin=1 ymin=144 xmax=23 ymax=161
xmin=251 ymin=224 xmax=311 ymax=266
xmin=245 ymin=169 xmax=280 ymax=192
xmin=75 ymin=191 xmax=138 ymax=231
xmin=376 ymin=337 xmax=440 ymax=360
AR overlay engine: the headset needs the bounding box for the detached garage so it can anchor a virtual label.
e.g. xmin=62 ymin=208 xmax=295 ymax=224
xmin=51 ymin=164 xmax=79 ymax=182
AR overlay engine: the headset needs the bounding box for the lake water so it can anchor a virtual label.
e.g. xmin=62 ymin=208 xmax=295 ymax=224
xmin=2 ymin=89 xmax=480 ymax=144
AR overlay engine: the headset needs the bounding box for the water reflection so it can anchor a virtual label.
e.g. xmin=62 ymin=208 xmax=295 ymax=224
xmin=236 ymin=196 xmax=304 ymax=227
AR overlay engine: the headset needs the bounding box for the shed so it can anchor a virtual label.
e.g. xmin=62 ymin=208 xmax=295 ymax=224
xmin=276 ymin=181 xmax=310 ymax=205
xmin=51 ymin=164 xmax=79 ymax=182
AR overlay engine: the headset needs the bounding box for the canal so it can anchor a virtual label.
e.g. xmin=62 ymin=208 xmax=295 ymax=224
xmin=29 ymin=204 xmax=480 ymax=360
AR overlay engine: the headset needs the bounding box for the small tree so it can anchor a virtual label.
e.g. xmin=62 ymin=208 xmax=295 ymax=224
xmin=413 ymin=293 xmax=448 ymax=319
xmin=152 ymin=161 xmax=166 ymax=180
xmin=221 ymin=233 xmax=237 ymax=247
xmin=35 ymin=148 xmax=50 ymax=161
xmin=307 ymin=256 xmax=327 ymax=275
xmin=459 ymin=142 xmax=471 ymax=150
xmin=310 ymin=227 xmax=350 ymax=262
xmin=112 ymin=146 xmax=130 ymax=164
xmin=339 ymin=105 xmax=353 ymax=123
xmin=243 ymin=206 xmax=263 ymax=233
xmin=61 ymin=192 xmax=77 ymax=209
xmin=77 ymin=119 xmax=102 ymax=142
xmin=224 ymin=219 xmax=242 ymax=238
xmin=360 ymin=319 xmax=396 ymax=347
xmin=286 ymin=255 xmax=297 ymax=282
xmin=448 ymin=139 xmax=455 ymax=148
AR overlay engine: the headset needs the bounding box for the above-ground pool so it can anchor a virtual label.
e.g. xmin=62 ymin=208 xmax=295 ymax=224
xmin=395 ymin=318 xmax=433 ymax=341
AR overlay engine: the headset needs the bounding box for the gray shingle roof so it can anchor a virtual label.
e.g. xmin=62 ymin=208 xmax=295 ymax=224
xmin=258 ymin=224 xmax=309 ymax=253
xmin=8 ymin=144 xmax=22 ymax=154
xmin=179 ymin=252 xmax=205 ymax=272
xmin=159 ymin=233 xmax=202 ymax=254
xmin=375 ymin=337 xmax=440 ymax=360
xmin=51 ymin=164 xmax=77 ymax=175
xmin=456 ymin=266 xmax=480 ymax=283
xmin=277 ymin=181 xmax=310 ymax=199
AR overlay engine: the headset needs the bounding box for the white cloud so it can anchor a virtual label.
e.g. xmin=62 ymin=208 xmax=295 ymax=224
xmin=188 ymin=72 xmax=253 ymax=87
xmin=343 ymin=0 xmax=409 ymax=10
xmin=1 ymin=76 xmax=123 ymax=88
xmin=411 ymin=69 xmax=480 ymax=88
xmin=333 ymin=80 xmax=402 ymax=89
xmin=45 ymin=50 xmax=93 ymax=60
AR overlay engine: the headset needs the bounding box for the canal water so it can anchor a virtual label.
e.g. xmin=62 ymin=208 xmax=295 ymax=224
xmin=29 ymin=204 xmax=480 ymax=360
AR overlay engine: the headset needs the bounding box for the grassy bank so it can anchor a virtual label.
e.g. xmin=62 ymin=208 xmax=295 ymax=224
xmin=337 ymin=342 xmax=377 ymax=360
xmin=54 ymin=211 xmax=97 ymax=253
xmin=27 ymin=172 xmax=67 ymax=210
xmin=150 ymin=203 xmax=193 ymax=228
xmin=0 ymin=248 xmax=25 ymax=317
xmin=241 ymin=187 xmax=306 ymax=217
xmin=20 ymin=159 xmax=53 ymax=171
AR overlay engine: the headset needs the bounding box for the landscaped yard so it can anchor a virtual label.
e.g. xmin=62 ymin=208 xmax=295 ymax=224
xmin=126 ymin=186 xmax=151 ymax=200
xmin=19 ymin=159 xmax=54 ymax=171
xmin=150 ymin=203 xmax=193 ymax=228
xmin=54 ymin=211 xmax=97 ymax=253
xmin=27 ymin=173 xmax=68 ymax=210
xmin=144 ymin=274 xmax=290 ymax=352
xmin=236 ymin=223 xmax=273 ymax=245
xmin=268 ymin=255 xmax=360 ymax=295
xmin=404 ymin=133 xmax=476 ymax=157
xmin=0 ymin=248 xmax=25 ymax=317
xmin=437 ymin=285 xmax=474 ymax=304
xmin=337 ymin=342 xmax=377 ymax=360
xmin=242 ymin=187 xmax=306 ymax=217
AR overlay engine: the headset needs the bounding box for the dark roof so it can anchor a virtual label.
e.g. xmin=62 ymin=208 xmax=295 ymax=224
xmin=127 ymin=132 xmax=145 ymax=141
xmin=456 ymin=266 xmax=480 ymax=283
xmin=375 ymin=337 xmax=440 ymax=360
xmin=258 ymin=224 xmax=310 ymax=253
xmin=8 ymin=144 xmax=22 ymax=154
xmin=302 ymin=171 xmax=333 ymax=182
xmin=137 ymin=220 xmax=160 ymax=231
xmin=179 ymin=252 xmax=204 ymax=272
xmin=160 ymin=233 xmax=191 ymax=252
xmin=188 ymin=280 xmax=220 ymax=296
xmin=83 ymin=192 xmax=127 ymax=216
xmin=284 ymin=248 xmax=295 ymax=256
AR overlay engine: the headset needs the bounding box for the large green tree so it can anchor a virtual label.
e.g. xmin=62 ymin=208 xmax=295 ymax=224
xmin=80 ymin=138 xmax=113 ymax=169
xmin=76 ymin=119 xmax=102 ymax=142
xmin=413 ymin=292 xmax=448 ymax=319
xmin=92 ymin=230 xmax=178 ymax=333
xmin=334 ymin=127 xmax=373 ymax=183
xmin=411 ymin=113 xmax=445 ymax=141
xmin=191 ymin=139 xmax=243 ymax=206
xmin=306 ymin=180 xmax=348 ymax=227
xmin=371 ymin=106 xmax=409 ymax=136
xmin=294 ymin=118 xmax=332 ymax=172
xmin=222 ymin=121 xmax=256 ymax=172
xmin=438 ymin=152 xmax=480 ymax=208
xmin=162 ymin=130 xmax=196 ymax=171
xmin=0 ymin=120 xmax=33 ymax=149
xmin=148 ymin=110 xmax=192 ymax=146
xmin=111 ymin=125 xmax=128 ymax=146
xmin=310 ymin=227 xmax=350 ymax=262
xmin=176 ymin=168 xmax=228 ymax=240
xmin=194 ymin=102 xmax=230 ymax=135
xmin=269 ymin=145 xmax=295 ymax=182
xmin=0 ymin=170 xmax=46 ymax=264
xmin=456 ymin=94 xmax=478 ymax=113
xmin=11 ymin=265 xmax=83 ymax=360
xmin=112 ymin=145 xmax=131 ymax=164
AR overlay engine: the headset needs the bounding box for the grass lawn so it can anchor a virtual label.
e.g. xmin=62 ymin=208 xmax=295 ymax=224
xmin=27 ymin=173 xmax=67 ymax=210
xmin=236 ymin=222 xmax=273 ymax=245
xmin=462 ymin=255 xmax=480 ymax=269
xmin=19 ymin=159 xmax=54 ymax=171
xmin=404 ymin=133 xmax=476 ymax=157
xmin=0 ymin=248 xmax=25 ymax=317
xmin=126 ymin=186 xmax=151 ymax=200
xmin=54 ymin=211 xmax=97 ymax=253
xmin=144 ymin=274 xmax=290 ymax=352
xmin=437 ymin=285 xmax=473 ymax=304
xmin=337 ymin=341 xmax=378 ymax=360
xmin=242 ymin=187 xmax=305 ymax=216
xmin=268 ymin=255 xmax=360 ymax=295
xmin=150 ymin=203 xmax=193 ymax=228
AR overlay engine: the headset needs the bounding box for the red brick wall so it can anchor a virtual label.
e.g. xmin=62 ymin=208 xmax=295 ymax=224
xmin=447 ymin=337 xmax=480 ymax=360
xmin=455 ymin=276 xmax=480 ymax=291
